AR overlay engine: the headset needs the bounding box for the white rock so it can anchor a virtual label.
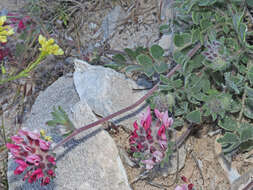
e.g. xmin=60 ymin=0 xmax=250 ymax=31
xmin=73 ymin=59 xmax=147 ymax=130
xmin=158 ymin=34 xmax=174 ymax=51
xmin=8 ymin=76 xmax=131 ymax=190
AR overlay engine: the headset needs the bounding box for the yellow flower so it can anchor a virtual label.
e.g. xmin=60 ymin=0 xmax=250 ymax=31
xmin=0 ymin=16 xmax=6 ymax=26
xmin=40 ymin=129 xmax=52 ymax=141
xmin=45 ymin=136 xmax=52 ymax=141
xmin=38 ymin=35 xmax=64 ymax=55
xmin=40 ymin=129 xmax=46 ymax=137
xmin=0 ymin=16 xmax=14 ymax=43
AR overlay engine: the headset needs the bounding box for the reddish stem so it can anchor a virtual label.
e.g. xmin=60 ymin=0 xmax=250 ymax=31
xmin=52 ymin=43 xmax=201 ymax=150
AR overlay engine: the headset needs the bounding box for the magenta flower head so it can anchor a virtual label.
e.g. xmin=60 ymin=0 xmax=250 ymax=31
xmin=129 ymin=107 xmax=173 ymax=170
xmin=6 ymin=129 xmax=56 ymax=186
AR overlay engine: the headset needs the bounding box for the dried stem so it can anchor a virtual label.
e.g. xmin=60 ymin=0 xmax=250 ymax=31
xmin=52 ymin=43 xmax=201 ymax=150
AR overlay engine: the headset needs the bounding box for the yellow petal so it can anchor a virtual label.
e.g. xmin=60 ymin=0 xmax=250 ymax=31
xmin=48 ymin=38 xmax=54 ymax=44
xmin=7 ymin=28 xmax=14 ymax=35
xmin=45 ymin=136 xmax=52 ymax=141
xmin=56 ymin=48 xmax=64 ymax=55
xmin=38 ymin=35 xmax=46 ymax=45
xmin=0 ymin=16 xmax=6 ymax=26
xmin=40 ymin=129 xmax=46 ymax=137
xmin=0 ymin=36 xmax=7 ymax=43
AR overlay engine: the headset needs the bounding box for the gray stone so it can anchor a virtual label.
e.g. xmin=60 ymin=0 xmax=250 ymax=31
xmin=73 ymin=59 xmax=147 ymax=130
xmin=160 ymin=144 xmax=187 ymax=176
xmin=158 ymin=34 xmax=174 ymax=53
xmin=230 ymin=168 xmax=253 ymax=190
xmin=8 ymin=76 xmax=131 ymax=190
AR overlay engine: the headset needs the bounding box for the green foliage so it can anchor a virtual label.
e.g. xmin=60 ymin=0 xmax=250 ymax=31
xmin=217 ymin=122 xmax=253 ymax=153
xmin=111 ymin=45 xmax=169 ymax=77
xmin=46 ymin=106 xmax=75 ymax=136
xmin=108 ymin=0 xmax=253 ymax=154
xmin=186 ymin=110 xmax=201 ymax=124
xmin=160 ymin=0 xmax=253 ymax=154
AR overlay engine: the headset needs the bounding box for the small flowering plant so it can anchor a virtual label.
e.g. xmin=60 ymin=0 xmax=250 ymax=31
xmin=129 ymin=106 xmax=173 ymax=170
xmin=6 ymin=129 xmax=56 ymax=186
xmin=0 ymin=34 xmax=63 ymax=84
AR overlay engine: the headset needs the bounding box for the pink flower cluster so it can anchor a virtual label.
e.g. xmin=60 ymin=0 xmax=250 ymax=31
xmin=129 ymin=107 xmax=173 ymax=169
xmin=7 ymin=13 xmax=31 ymax=32
xmin=6 ymin=129 xmax=56 ymax=186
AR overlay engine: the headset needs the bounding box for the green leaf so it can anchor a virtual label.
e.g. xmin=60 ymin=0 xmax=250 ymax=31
xmin=211 ymin=113 xmax=217 ymax=121
xmin=125 ymin=65 xmax=143 ymax=73
xmin=244 ymin=98 xmax=253 ymax=119
xmin=186 ymin=110 xmax=201 ymax=124
xmin=223 ymin=25 xmax=229 ymax=34
xmin=153 ymin=62 xmax=168 ymax=73
xmin=143 ymin=66 xmax=155 ymax=77
xmin=230 ymin=100 xmax=241 ymax=113
xmin=136 ymin=54 xmax=154 ymax=77
xmin=1 ymin=64 xmax=6 ymax=74
xmin=217 ymin=132 xmax=240 ymax=144
xmin=247 ymin=66 xmax=253 ymax=85
xmin=198 ymin=0 xmax=216 ymax=6
xmin=136 ymin=54 xmax=153 ymax=66
xmin=240 ymin=126 xmax=253 ymax=142
xmin=150 ymin=45 xmax=164 ymax=60
xmin=246 ymin=0 xmax=253 ymax=7
xmin=46 ymin=120 xmax=58 ymax=126
xmin=223 ymin=141 xmax=241 ymax=153
xmin=246 ymin=86 xmax=253 ymax=98
xmin=160 ymin=74 xmax=170 ymax=84
xmin=239 ymin=23 xmax=247 ymax=42
xmin=159 ymin=84 xmax=173 ymax=91
xmin=173 ymin=51 xmax=187 ymax=65
xmin=200 ymin=19 xmax=211 ymax=30
xmin=173 ymin=79 xmax=183 ymax=89
xmin=218 ymin=117 xmax=237 ymax=131
xmin=135 ymin=47 xmax=147 ymax=55
xmin=46 ymin=106 xmax=75 ymax=130
xmin=224 ymin=72 xmax=242 ymax=94
xmin=232 ymin=12 xmax=244 ymax=32
xmin=171 ymin=118 xmax=184 ymax=128
xmin=192 ymin=12 xmax=201 ymax=25
xmin=112 ymin=54 xmax=126 ymax=64
xmin=192 ymin=29 xmax=200 ymax=43
xmin=159 ymin=24 xmax=170 ymax=33
xmin=124 ymin=48 xmax=137 ymax=60
xmin=240 ymin=141 xmax=253 ymax=152
xmin=174 ymin=33 xmax=192 ymax=48
xmin=104 ymin=63 xmax=123 ymax=70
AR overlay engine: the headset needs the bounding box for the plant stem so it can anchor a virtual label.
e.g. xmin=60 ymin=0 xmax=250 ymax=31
xmin=52 ymin=43 xmax=202 ymax=151
xmin=0 ymin=53 xmax=45 ymax=85
xmin=1 ymin=115 xmax=7 ymax=145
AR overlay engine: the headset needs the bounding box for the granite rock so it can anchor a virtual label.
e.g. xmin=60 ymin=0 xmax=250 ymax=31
xmin=73 ymin=59 xmax=147 ymax=131
xmin=8 ymin=76 xmax=131 ymax=190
